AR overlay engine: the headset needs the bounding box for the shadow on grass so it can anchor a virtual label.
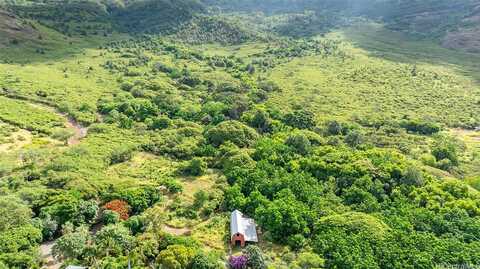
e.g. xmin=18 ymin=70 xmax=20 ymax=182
xmin=337 ymin=22 xmax=480 ymax=82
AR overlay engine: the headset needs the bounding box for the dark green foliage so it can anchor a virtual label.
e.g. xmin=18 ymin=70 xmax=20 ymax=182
xmin=189 ymin=252 xmax=219 ymax=269
xmin=103 ymin=210 xmax=120 ymax=225
xmin=205 ymin=120 xmax=259 ymax=147
xmin=109 ymin=146 xmax=135 ymax=164
xmin=113 ymin=0 xmax=204 ymax=34
xmin=283 ymin=110 xmax=316 ymax=129
xmin=107 ymin=186 xmax=162 ymax=215
xmin=243 ymin=245 xmax=267 ymax=269
xmin=175 ymin=15 xmax=259 ymax=45
xmin=400 ymin=120 xmax=441 ymax=135
xmin=286 ymin=133 xmax=312 ymax=155
xmin=123 ymin=215 xmax=146 ymax=235
xmin=148 ymin=115 xmax=171 ymax=130
xmin=181 ymin=158 xmax=207 ymax=176
xmin=431 ymin=135 xmax=462 ymax=169
xmin=344 ymin=130 xmax=364 ymax=148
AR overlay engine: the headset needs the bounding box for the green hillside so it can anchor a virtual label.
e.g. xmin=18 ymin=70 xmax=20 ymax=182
xmin=1 ymin=1 xmax=480 ymax=269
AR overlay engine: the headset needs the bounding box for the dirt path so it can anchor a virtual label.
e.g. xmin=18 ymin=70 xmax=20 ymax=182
xmin=66 ymin=117 xmax=88 ymax=146
xmin=40 ymin=241 xmax=61 ymax=269
xmin=0 ymin=92 xmax=88 ymax=146
xmin=163 ymin=224 xmax=191 ymax=236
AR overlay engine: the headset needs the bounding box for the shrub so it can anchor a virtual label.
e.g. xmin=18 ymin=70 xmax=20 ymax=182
xmin=189 ymin=253 xmax=218 ymax=269
xmin=244 ymin=245 xmax=267 ymax=269
xmin=148 ymin=115 xmax=171 ymax=130
xmin=52 ymin=225 xmax=90 ymax=260
xmin=205 ymin=121 xmax=259 ymax=147
xmin=109 ymin=146 xmax=135 ymax=165
xmin=400 ymin=120 xmax=440 ymax=135
xmin=229 ymin=255 xmax=247 ymax=269
xmin=181 ymin=158 xmax=207 ymax=176
xmin=102 ymin=210 xmax=120 ymax=224
xmin=325 ymin=120 xmax=346 ymax=136
xmin=156 ymin=245 xmax=196 ymax=269
xmin=286 ymin=133 xmax=312 ymax=155
xmin=344 ymin=130 xmax=364 ymax=148
xmin=283 ymin=110 xmax=315 ymax=129
xmin=291 ymin=252 xmax=325 ymax=269
xmin=103 ymin=200 xmax=130 ymax=220
xmin=94 ymin=224 xmax=134 ymax=257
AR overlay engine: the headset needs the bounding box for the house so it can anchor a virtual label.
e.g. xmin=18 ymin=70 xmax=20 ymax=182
xmin=65 ymin=266 xmax=86 ymax=269
xmin=230 ymin=210 xmax=258 ymax=247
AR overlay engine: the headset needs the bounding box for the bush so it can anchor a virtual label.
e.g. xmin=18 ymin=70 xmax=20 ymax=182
xmin=291 ymin=252 xmax=325 ymax=269
xmin=205 ymin=121 xmax=259 ymax=147
xmin=148 ymin=115 xmax=171 ymax=130
xmin=156 ymin=245 xmax=196 ymax=269
xmin=102 ymin=210 xmax=120 ymax=225
xmin=286 ymin=133 xmax=312 ymax=155
xmin=344 ymin=130 xmax=364 ymax=148
xmin=103 ymin=200 xmax=130 ymax=220
xmin=244 ymin=245 xmax=267 ymax=269
xmin=181 ymin=158 xmax=207 ymax=176
xmin=400 ymin=120 xmax=440 ymax=135
xmin=283 ymin=110 xmax=315 ymax=129
xmin=109 ymin=146 xmax=135 ymax=165
xmin=94 ymin=224 xmax=134 ymax=257
xmin=287 ymin=234 xmax=307 ymax=250
xmin=229 ymin=255 xmax=248 ymax=269
xmin=189 ymin=253 xmax=218 ymax=269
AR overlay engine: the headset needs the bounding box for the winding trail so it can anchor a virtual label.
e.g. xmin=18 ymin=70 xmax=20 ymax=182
xmin=0 ymin=91 xmax=88 ymax=145
xmin=163 ymin=224 xmax=192 ymax=236
xmin=65 ymin=117 xmax=88 ymax=146
xmin=40 ymin=241 xmax=60 ymax=269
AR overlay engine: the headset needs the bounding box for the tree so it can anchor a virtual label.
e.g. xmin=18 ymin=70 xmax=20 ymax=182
xmin=95 ymin=224 xmax=134 ymax=257
xmin=291 ymin=252 xmax=325 ymax=269
xmin=52 ymin=225 xmax=91 ymax=260
xmin=283 ymin=110 xmax=315 ymax=129
xmin=103 ymin=200 xmax=130 ymax=221
xmin=102 ymin=210 xmax=120 ymax=225
xmin=244 ymin=245 xmax=267 ymax=269
xmin=189 ymin=252 xmax=219 ymax=269
xmin=182 ymin=158 xmax=207 ymax=176
xmin=0 ymin=196 xmax=31 ymax=232
xmin=286 ymin=133 xmax=312 ymax=155
xmin=156 ymin=245 xmax=196 ymax=269
xmin=344 ymin=130 xmax=364 ymax=148
xmin=205 ymin=121 xmax=259 ymax=147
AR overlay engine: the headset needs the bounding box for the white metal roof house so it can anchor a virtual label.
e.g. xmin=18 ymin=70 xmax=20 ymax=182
xmin=230 ymin=209 xmax=258 ymax=247
xmin=65 ymin=266 xmax=87 ymax=269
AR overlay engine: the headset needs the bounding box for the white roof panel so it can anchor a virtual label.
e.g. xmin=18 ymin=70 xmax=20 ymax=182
xmin=230 ymin=210 xmax=258 ymax=242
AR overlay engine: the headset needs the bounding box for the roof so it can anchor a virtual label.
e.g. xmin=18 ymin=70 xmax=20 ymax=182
xmin=230 ymin=210 xmax=258 ymax=242
xmin=65 ymin=266 xmax=86 ymax=269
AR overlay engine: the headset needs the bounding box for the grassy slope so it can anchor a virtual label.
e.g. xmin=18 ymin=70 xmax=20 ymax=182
xmin=340 ymin=22 xmax=480 ymax=81
xmin=264 ymin=25 xmax=480 ymax=128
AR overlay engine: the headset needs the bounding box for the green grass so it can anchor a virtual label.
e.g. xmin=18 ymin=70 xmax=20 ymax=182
xmin=337 ymin=22 xmax=480 ymax=81
xmin=0 ymin=96 xmax=66 ymax=133
xmin=265 ymin=49 xmax=480 ymax=128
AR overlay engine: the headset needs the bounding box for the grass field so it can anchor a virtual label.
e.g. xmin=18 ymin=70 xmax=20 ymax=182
xmin=263 ymin=25 xmax=480 ymax=128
